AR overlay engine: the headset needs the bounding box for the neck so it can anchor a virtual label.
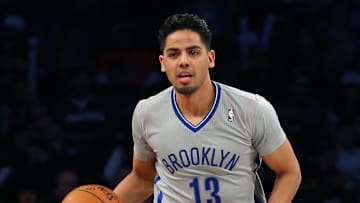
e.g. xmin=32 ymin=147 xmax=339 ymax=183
xmin=175 ymin=80 xmax=215 ymax=117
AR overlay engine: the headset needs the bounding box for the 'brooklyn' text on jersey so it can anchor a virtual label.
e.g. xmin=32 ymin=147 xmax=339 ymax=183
xmin=161 ymin=146 xmax=240 ymax=174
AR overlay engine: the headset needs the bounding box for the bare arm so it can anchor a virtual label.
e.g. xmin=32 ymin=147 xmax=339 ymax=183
xmin=263 ymin=139 xmax=302 ymax=203
xmin=113 ymin=156 xmax=156 ymax=203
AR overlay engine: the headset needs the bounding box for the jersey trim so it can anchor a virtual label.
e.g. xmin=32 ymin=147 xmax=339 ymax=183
xmin=157 ymin=191 xmax=163 ymax=203
xmin=255 ymin=195 xmax=265 ymax=203
xmin=154 ymin=175 xmax=161 ymax=184
xmin=253 ymin=155 xmax=262 ymax=172
xmin=154 ymin=175 xmax=163 ymax=202
xmin=171 ymin=81 xmax=221 ymax=133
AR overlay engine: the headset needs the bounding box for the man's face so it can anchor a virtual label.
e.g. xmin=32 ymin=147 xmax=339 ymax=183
xmin=159 ymin=29 xmax=215 ymax=95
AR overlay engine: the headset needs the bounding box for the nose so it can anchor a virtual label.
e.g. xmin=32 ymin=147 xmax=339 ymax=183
xmin=179 ymin=53 xmax=189 ymax=68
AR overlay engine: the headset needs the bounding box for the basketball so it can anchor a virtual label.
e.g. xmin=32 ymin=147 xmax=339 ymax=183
xmin=62 ymin=184 xmax=121 ymax=203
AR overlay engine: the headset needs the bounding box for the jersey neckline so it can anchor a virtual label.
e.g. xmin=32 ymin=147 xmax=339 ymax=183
xmin=171 ymin=81 xmax=221 ymax=133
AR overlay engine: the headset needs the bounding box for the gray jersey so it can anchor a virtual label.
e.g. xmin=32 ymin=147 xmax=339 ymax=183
xmin=132 ymin=81 xmax=286 ymax=203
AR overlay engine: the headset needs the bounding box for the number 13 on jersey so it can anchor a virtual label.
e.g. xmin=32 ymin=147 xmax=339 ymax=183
xmin=189 ymin=177 xmax=221 ymax=203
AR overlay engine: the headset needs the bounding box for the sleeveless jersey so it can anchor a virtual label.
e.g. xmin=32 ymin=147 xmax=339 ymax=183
xmin=132 ymin=81 xmax=286 ymax=203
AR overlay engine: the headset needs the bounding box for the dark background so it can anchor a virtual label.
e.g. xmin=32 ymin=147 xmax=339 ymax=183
xmin=0 ymin=0 xmax=359 ymax=202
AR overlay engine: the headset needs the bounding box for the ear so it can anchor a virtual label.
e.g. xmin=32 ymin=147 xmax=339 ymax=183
xmin=159 ymin=55 xmax=166 ymax=72
xmin=208 ymin=50 xmax=215 ymax=69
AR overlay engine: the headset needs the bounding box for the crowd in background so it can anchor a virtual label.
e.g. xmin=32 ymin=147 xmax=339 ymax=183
xmin=0 ymin=0 xmax=359 ymax=202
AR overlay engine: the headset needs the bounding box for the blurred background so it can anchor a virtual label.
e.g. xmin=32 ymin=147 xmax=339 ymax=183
xmin=0 ymin=0 xmax=359 ymax=202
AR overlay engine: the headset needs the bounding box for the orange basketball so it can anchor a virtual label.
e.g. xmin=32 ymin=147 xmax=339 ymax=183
xmin=62 ymin=184 xmax=121 ymax=203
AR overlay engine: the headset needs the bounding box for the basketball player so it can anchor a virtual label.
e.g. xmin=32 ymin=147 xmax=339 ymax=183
xmin=113 ymin=13 xmax=301 ymax=203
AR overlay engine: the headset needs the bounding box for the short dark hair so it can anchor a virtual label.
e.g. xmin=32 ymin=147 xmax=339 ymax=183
xmin=158 ymin=13 xmax=212 ymax=53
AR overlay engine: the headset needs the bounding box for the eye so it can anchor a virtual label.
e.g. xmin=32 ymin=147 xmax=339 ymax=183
xmin=167 ymin=52 xmax=178 ymax=58
xmin=189 ymin=49 xmax=199 ymax=55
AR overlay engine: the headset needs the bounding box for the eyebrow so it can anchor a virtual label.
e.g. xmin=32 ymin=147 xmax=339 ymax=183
xmin=165 ymin=45 xmax=201 ymax=53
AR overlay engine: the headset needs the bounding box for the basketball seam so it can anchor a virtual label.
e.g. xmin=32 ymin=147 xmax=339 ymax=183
xmin=77 ymin=189 xmax=106 ymax=203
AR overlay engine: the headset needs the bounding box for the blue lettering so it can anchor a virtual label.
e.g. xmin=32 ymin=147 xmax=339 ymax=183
xmin=225 ymin=154 xmax=240 ymax=171
xmin=179 ymin=149 xmax=190 ymax=167
xmin=190 ymin=147 xmax=200 ymax=166
xmin=219 ymin=150 xmax=230 ymax=167
xmin=162 ymin=159 xmax=175 ymax=174
xmin=210 ymin=148 xmax=218 ymax=167
xmin=202 ymin=147 xmax=211 ymax=165
xmin=168 ymin=153 xmax=183 ymax=171
xmin=161 ymin=147 xmax=240 ymax=174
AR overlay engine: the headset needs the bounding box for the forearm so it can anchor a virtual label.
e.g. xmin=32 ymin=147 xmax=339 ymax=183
xmin=113 ymin=171 xmax=154 ymax=203
xmin=267 ymin=171 xmax=301 ymax=203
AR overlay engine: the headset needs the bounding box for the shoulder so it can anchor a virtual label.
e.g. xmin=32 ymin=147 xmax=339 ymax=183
xmin=135 ymin=86 xmax=173 ymax=110
xmin=216 ymin=82 xmax=277 ymax=119
xmin=216 ymin=81 xmax=268 ymax=105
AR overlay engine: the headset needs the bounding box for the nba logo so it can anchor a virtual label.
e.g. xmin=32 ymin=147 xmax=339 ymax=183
xmin=228 ymin=108 xmax=234 ymax=122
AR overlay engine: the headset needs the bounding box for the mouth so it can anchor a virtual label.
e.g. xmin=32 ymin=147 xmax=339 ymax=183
xmin=177 ymin=72 xmax=193 ymax=84
xmin=178 ymin=74 xmax=192 ymax=78
xmin=178 ymin=70 xmax=193 ymax=78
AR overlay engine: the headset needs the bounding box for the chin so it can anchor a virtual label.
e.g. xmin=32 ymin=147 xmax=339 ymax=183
xmin=175 ymin=85 xmax=197 ymax=95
